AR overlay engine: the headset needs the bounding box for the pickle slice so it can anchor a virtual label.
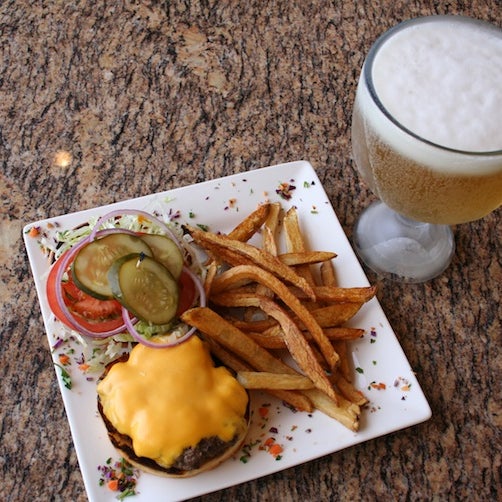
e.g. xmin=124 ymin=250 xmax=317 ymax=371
xmin=108 ymin=253 xmax=179 ymax=325
xmin=139 ymin=234 xmax=184 ymax=280
xmin=72 ymin=233 xmax=153 ymax=300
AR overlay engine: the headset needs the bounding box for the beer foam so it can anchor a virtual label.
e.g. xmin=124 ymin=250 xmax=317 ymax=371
xmin=360 ymin=17 xmax=502 ymax=173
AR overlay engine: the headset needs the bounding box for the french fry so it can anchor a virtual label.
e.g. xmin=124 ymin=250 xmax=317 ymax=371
xmin=331 ymin=373 xmax=368 ymax=406
xmin=331 ymin=340 xmax=351 ymax=382
xmin=320 ymin=327 xmax=365 ymax=341
xmin=255 ymin=202 xmax=281 ymax=299
xmin=228 ymin=203 xmax=271 ymax=242
xmin=210 ymin=265 xmax=340 ymax=371
xmin=204 ymin=260 xmax=218 ymax=297
xmin=283 ymin=206 xmax=317 ymax=287
xmin=320 ymin=259 xmax=338 ymax=287
xmin=261 ymin=202 xmax=281 ymax=254
xmin=293 ymin=285 xmax=377 ymax=304
xmin=307 ymin=303 xmax=364 ymax=328
xmin=237 ymin=371 xmax=315 ymax=390
xmin=186 ymin=225 xmax=316 ymax=300
xmin=278 ymin=251 xmax=336 ymax=266
xmin=303 ymin=389 xmax=361 ymax=432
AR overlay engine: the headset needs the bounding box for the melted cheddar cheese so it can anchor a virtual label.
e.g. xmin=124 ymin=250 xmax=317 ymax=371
xmin=97 ymin=336 xmax=248 ymax=468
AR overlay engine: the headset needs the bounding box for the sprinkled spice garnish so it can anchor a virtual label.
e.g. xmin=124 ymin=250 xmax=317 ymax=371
xmin=224 ymin=198 xmax=238 ymax=211
xmin=370 ymin=382 xmax=387 ymax=390
xmin=27 ymin=226 xmax=41 ymax=237
xmin=310 ymin=205 xmax=318 ymax=214
xmin=276 ymin=181 xmax=296 ymax=200
xmin=52 ymin=338 xmax=65 ymax=351
xmin=355 ymin=367 xmax=364 ymax=374
xmin=262 ymin=437 xmax=284 ymax=460
xmin=196 ymin=223 xmax=209 ymax=232
xmin=98 ymin=457 xmax=139 ymax=499
xmin=167 ymin=208 xmax=181 ymax=221
xmin=188 ymin=211 xmax=195 ymax=218
xmin=394 ymin=376 xmax=412 ymax=392
xmin=58 ymin=353 xmax=71 ymax=366
xmin=258 ymin=406 xmax=269 ymax=418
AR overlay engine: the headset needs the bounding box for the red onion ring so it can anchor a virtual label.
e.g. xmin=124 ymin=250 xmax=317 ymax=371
xmin=53 ymin=214 xmax=206 ymax=346
xmin=53 ymin=229 xmax=137 ymax=339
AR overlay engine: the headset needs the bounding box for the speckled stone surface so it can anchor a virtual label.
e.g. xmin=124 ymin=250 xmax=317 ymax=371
xmin=1 ymin=1 xmax=501 ymax=501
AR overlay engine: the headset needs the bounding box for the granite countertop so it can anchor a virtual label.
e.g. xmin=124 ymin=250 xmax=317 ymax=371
xmin=1 ymin=2 xmax=501 ymax=501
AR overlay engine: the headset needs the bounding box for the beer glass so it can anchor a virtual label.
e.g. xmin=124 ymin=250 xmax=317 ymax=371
xmin=351 ymin=16 xmax=502 ymax=282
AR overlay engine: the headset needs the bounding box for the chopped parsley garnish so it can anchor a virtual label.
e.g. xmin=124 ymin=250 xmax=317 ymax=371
xmin=54 ymin=363 xmax=72 ymax=389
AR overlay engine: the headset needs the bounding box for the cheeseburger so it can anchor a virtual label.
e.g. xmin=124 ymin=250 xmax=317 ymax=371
xmin=97 ymin=335 xmax=249 ymax=477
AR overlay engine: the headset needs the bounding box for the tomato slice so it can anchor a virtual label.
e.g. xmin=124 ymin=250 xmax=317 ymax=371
xmin=176 ymin=268 xmax=197 ymax=317
xmin=46 ymin=251 xmax=125 ymax=333
xmin=48 ymin=246 xmax=198 ymax=335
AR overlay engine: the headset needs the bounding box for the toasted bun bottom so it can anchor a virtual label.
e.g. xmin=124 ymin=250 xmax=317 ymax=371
xmin=98 ymin=398 xmax=248 ymax=478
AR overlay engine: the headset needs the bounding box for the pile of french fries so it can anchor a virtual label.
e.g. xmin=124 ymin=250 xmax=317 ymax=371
xmin=181 ymin=202 xmax=377 ymax=432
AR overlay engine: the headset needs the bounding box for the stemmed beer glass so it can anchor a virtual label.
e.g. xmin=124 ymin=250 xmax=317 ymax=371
xmin=351 ymin=16 xmax=502 ymax=283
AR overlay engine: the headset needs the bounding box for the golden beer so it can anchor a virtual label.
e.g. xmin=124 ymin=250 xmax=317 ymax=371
xmin=352 ymin=16 xmax=502 ymax=225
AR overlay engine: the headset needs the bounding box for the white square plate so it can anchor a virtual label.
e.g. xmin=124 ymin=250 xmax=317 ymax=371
xmin=24 ymin=160 xmax=431 ymax=501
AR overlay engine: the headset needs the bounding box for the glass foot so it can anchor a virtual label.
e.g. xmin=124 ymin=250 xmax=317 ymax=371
xmin=353 ymin=201 xmax=455 ymax=283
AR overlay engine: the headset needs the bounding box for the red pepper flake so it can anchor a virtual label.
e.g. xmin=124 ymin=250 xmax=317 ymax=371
xmin=27 ymin=226 xmax=40 ymax=237
xmin=370 ymin=382 xmax=387 ymax=390
xmin=262 ymin=437 xmax=284 ymax=459
xmin=276 ymin=181 xmax=296 ymax=200
xmin=258 ymin=407 xmax=269 ymax=418
xmin=58 ymin=353 xmax=71 ymax=366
